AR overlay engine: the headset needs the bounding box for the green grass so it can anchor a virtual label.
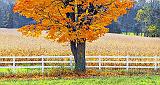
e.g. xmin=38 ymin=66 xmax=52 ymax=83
xmin=0 ymin=68 xmax=159 ymax=77
xmin=0 ymin=76 xmax=160 ymax=85
xmin=122 ymin=32 xmax=144 ymax=37
xmin=0 ymin=68 xmax=68 ymax=73
xmin=0 ymin=68 xmax=42 ymax=74
xmin=0 ymin=68 xmax=160 ymax=85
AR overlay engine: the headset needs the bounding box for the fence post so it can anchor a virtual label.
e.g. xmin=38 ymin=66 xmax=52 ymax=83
xmin=42 ymin=56 xmax=44 ymax=74
xmin=98 ymin=56 xmax=101 ymax=70
xmin=70 ymin=55 xmax=73 ymax=70
xmin=154 ymin=56 xmax=157 ymax=71
xmin=13 ymin=56 xmax=16 ymax=73
xmin=126 ymin=56 xmax=129 ymax=71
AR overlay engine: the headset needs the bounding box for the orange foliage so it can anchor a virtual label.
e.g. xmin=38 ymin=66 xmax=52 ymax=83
xmin=13 ymin=0 xmax=134 ymax=43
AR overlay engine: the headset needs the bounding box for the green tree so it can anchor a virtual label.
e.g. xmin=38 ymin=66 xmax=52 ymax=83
xmin=135 ymin=0 xmax=160 ymax=37
xmin=147 ymin=25 xmax=158 ymax=37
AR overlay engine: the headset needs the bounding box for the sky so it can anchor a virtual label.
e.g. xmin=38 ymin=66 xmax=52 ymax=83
xmin=1 ymin=0 xmax=15 ymax=4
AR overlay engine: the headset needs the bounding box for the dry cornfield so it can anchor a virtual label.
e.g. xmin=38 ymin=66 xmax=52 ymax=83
xmin=0 ymin=28 xmax=160 ymax=70
xmin=0 ymin=28 xmax=160 ymax=56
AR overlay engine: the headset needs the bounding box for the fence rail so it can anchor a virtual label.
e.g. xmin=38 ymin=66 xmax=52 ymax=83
xmin=0 ymin=56 xmax=160 ymax=73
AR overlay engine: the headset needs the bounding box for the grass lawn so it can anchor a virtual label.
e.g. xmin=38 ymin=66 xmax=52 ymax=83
xmin=0 ymin=76 xmax=160 ymax=85
xmin=122 ymin=32 xmax=145 ymax=37
xmin=0 ymin=68 xmax=41 ymax=73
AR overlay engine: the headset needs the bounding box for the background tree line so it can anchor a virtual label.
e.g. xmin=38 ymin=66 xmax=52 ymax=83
xmin=0 ymin=0 xmax=34 ymax=28
xmin=0 ymin=0 xmax=159 ymax=37
xmin=108 ymin=0 xmax=160 ymax=37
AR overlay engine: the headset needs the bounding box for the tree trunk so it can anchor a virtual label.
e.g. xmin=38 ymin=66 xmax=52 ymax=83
xmin=126 ymin=28 xmax=128 ymax=35
xmin=70 ymin=40 xmax=86 ymax=73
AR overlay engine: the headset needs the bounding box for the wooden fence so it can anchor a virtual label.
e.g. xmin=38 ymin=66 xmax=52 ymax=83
xmin=0 ymin=56 xmax=160 ymax=73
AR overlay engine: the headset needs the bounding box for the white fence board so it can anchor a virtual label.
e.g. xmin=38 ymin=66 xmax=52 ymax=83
xmin=0 ymin=56 xmax=160 ymax=73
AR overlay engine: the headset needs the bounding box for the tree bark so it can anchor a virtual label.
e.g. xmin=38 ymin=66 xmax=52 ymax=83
xmin=70 ymin=40 xmax=86 ymax=73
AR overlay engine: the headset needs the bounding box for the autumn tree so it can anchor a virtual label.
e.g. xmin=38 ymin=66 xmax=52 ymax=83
xmin=13 ymin=0 xmax=134 ymax=73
